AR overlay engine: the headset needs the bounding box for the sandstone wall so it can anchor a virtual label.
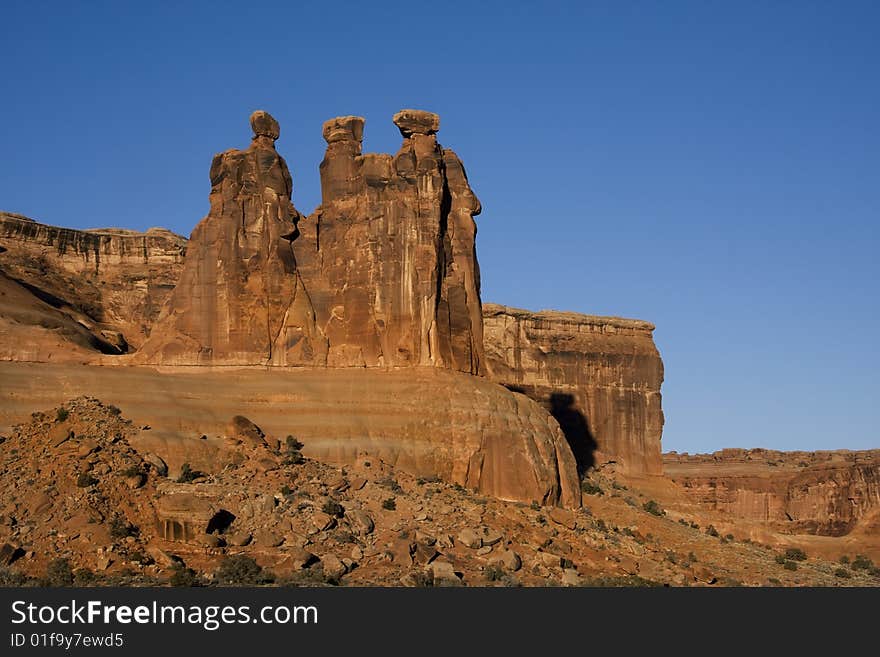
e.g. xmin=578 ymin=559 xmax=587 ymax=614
xmin=483 ymin=303 xmax=664 ymax=475
xmin=0 ymin=361 xmax=581 ymax=508
xmin=0 ymin=211 xmax=185 ymax=348
xmin=664 ymin=449 xmax=880 ymax=536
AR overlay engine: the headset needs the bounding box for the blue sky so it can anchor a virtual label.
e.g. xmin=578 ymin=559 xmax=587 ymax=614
xmin=1 ymin=1 xmax=877 ymax=453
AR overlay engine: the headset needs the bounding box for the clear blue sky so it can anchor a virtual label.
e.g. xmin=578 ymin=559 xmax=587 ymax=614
xmin=2 ymin=2 xmax=877 ymax=454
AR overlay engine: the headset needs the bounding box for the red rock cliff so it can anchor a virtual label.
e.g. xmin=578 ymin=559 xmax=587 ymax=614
xmin=664 ymin=448 xmax=880 ymax=536
xmin=483 ymin=304 xmax=665 ymax=475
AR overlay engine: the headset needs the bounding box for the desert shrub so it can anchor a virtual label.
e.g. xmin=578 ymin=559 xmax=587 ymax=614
xmin=73 ymin=568 xmax=97 ymax=586
xmin=0 ymin=567 xmax=30 ymax=586
xmin=852 ymin=554 xmax=874 ymax=571
xmin=376 ymin=476 xmax=403 ymax=493
xmin=45 ymin=558 xmax=74 ymax=586
xmin=416 ymin=475 xmax=441 ymax=485
xmin=612 ymin=482 xmax=627 ymax=490
xmin=283 ymin=436 xmax=305 ymax=465
xmin=783 ymin=560 xmax=798 ymax=571
xmin=725 ymin=534 xmax=735 ymax=541
xmin=530 ymin=501 xmax=541 ymax=511
xmin=767 ymin=577 xmax=781 ymax=586
xmin=581 ymin=480 xmax=604 ymax=496
xmin=76 ymin=472 xmax=98 ymax=487
xmin=169 ymin=562 xmax=200 ymax=587
xmin=381 ymin=497 xmax=397 ymax=511
xmin=687 ymin=552 xmax=698 ymax=564
xmin=642 ymin=500 xmax=664 ymax=517
xmin=330 ymin=530 xmax=356 ymax=544
xmin=596 ymin=519 xmax=608 ymax=533
xmin=56 ymin=408 xmax=69 ymax=422
xmin=484 ymin=564 xmax=505 ymax=582
xmin=705 ymin=525 xmax=719 ymax=537
xmin=834 ymin=568 xmax=851 ymax=579
xmin=281 ymin=485 xmax=292 ymax=496
xmin=321 ymin=499 xmax=345 ymax=517
xmin=665 ymin=551 xmax=678 ymax=565
xmin=869 ymin=567 xmax=880 ymax=577
xmin=107 ymin=405 xmax=122 ymax=416
xmin=176 ymin=463 xmax=205 ymax=483
xmin=784 ymin=548 xmax=807 ymax=561
xmin=839 ymin=555 xmax=850 ymax=565
xmin=579 ymin=574 xmax=663 ymax=588
xmin=215 ymin=555 xmax=272 ymax=585
xmin=774 ymin=555 xmax=787 ymax=565
xmin=119 ymin=464 xmax=144 ymax=477
xmin=109 ymin=516 xmax=138 ymax=539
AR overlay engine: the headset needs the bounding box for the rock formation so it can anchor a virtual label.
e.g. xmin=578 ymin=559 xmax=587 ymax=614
xmin=294 ymin=110 xmax=484 ymax=372
xmin=136 ymin=111 xmax=326 ymax=366
xmin=0 ymin=212 xmax=185 ymax=349
xmin=0 ymin=361 xmax=581 ymax=508
xmin=664 ymin=449 xmax=880 ymax=536
xmin=483 ymin=304 xmax=664 ymax=475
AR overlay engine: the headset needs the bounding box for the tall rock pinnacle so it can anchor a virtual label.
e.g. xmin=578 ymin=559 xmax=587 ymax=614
xmin=137 ymin=111 xmax=327 ymax=365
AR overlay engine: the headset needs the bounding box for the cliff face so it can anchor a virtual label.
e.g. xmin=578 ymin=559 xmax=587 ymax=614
xmin=0 ymin=211 xmax=185 ymax=349
xmin=664 ymin=449 xmax=880 ymax=536
xmin=483 ymin=304 xmax=665 ymax=476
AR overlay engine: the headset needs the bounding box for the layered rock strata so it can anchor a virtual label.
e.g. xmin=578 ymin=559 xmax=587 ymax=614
xmin=664 ymin=449 xmax=880 ymax=536
xmin=0 ymin=212 xmax=185 ymax=349
xmin=482 ymin=304 xmax=664 ymax=475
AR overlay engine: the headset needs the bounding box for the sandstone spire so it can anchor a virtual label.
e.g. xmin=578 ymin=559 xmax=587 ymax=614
xmin=137 ymin=111 xmax=327 ymax=365
xmin=294 ymin=109 xmax=485 ymax=373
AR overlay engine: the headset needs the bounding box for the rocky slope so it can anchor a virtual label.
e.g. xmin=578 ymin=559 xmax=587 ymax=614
xmin=0 ymin=361 xmax=579 ymax=508
xmin=483 ymin=304 xmax=664 ymax=476
xmin=0 ymin=211 xmax=185 ymax=349
xmin=2 ymin=399 xmax=875 ymax=587
xmin=664 ymin=449 xmax=880 ymax=537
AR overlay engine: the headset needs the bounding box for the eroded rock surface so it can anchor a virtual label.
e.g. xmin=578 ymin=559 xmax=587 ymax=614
xmin=294 ymin=110 xmax=484 ymax=372
xmin=664 ymin=449 xmax=880 ymax=536
xmin=483 ymin=304 xmax=664 ymax=475
xmin=0 ymin=212 xmax=185 ymax=350
xmin=136 ymin=112 xmax=326 ymax=366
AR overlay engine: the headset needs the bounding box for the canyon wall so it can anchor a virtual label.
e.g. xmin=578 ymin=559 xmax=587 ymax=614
xmin=0 ymin=211 xmax=185 ymax=349
xmin=664 ymin=449 xmax=880 ymax=536
xmin=483 ymin=304 xmax=665 ymax=476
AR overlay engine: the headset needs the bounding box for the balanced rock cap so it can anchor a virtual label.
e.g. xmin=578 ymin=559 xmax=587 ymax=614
xmin=322 ymin=115 xmax=365 ymax=144
xmin=393 ymin=109 xmax=440 ymax=137
xmin=250 ymin=110 xmax=280 ymax=140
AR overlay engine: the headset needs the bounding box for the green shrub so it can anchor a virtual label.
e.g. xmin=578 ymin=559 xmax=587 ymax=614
xmin=321 ymin=499 xmax=345 ymax=517
xmin=687 ymin=552 xmax=698 ymax=563
xmin=784 ymin=548 xmax=807 ymax=561
xmin=169 ymin=562 xmax=200 ymax=587
xmin=783 ymin=560 xmax=798 ymax=571
xmin=774 ymin=555 xmax=787 ymax=565
xmin=76 ymin=472 xmax=98 ymax=488
xmin=705 ymin=525 xmax=719 ymax=537
xmin=56 ymin=408 xmax=69 ymax=422
xmin=45 ymin=558 xmax=74 ymax=586
xmin=839 ymin=555 xmax=850 ymax=565
xmin=581 ymin=480 xmax=604 ymax=496
xmin=852 ymin=554 xmax=874 ymax=571
xmin=215 ymin=555 xmax=271 ymax=585
xmin=381 ymin=497 xmax=397 ymax=511
xmin=119 ymin=464 xmax=144 ymax=477
xmin=176 ymin=463 xmax=204 ymax=483
xmin=484 ymin=564 xmax=505 ymax=582
xmin=834 ymin=568 xmax=851 ymax=579
xmin=109 ymin=516 xmax=138 ymax=539
xmin=642 ymin=500 xmax=664 ymax=517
